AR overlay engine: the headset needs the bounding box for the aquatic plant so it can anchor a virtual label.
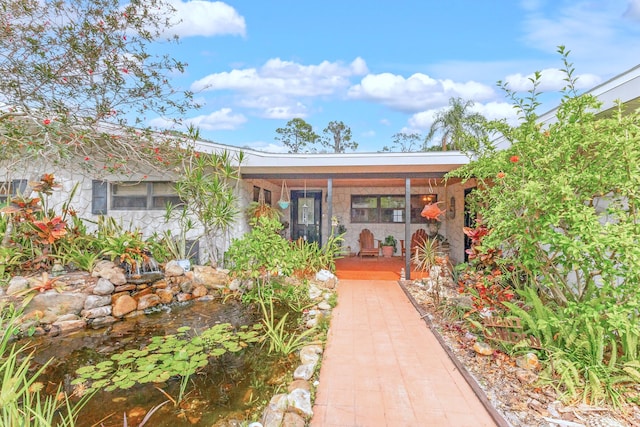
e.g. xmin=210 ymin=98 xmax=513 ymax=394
xmin=72 ymin=324 xmax=261 ymax=393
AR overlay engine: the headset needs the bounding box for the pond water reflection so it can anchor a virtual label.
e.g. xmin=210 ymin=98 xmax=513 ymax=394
xmin=29 ymin=299 xmax=294 ymax=426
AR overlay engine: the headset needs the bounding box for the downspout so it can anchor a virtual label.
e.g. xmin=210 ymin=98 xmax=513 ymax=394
xmin=327 ymin=178 xmax=333 ymax=238
xmin=405 ymin=178 xmax=411 ymax=280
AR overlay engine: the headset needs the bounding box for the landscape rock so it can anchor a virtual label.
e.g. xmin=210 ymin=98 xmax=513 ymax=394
xmin=136 ymin=294 xmax=161 ymax=310
xmin=286 ymin=389 xmax=313 ymax=418
xmin=281 ymin=412 xmax=306 ymax=427
xmin=24 ymin=291 xmax=87 ymax=317
xmin=178 ymin=280 xmax=195 ymax=294
xmin=81 ymin=305 xmax=112 ymax=319
xmin=84 ymin=295 xmax=111 ymax=310
xmin=164 ymin=260 xmax=185 ymax=277
xmin=317 ymin=301 xmax=331 ymax=311
xmin=287 ymin=380 xmax=311 ymax=393
xmin=52 ymin=319 xmax=87 ymax=334
xmin=6 ymin=276 xmax=29 ymax=295
xmin=90 ymin=316 xmax=118 ymax=328
xmin=261 ymin=394 xmax=287 ymax=427
xmin=91 ymin=261 xmax=126 ymax=285
xmin=299 ymin=345 xmax=322 ymax=364
xmin=192 ymin=285 xmax=208 ymax=298
xmin=193 ymin=265 xmax=228 ymax=288
xmin=516 ymin=352 xmax=541 ymax=371
xmin=93 ymin=278 xmax=115 ymax=295
xmin=293 ymin=364 xmax=315 ymax=381
xmin=114 ymin=284 xmax=136 ymax=293
xmin=112 ymin=295 xmax=137 ymax=317
xmin=176 ymin=293 xmax=192 ymax=302
xmin=155 ymin=289 xmax=174 ymax=304
xmin=473 ymin=341 xmax=494 ymax=356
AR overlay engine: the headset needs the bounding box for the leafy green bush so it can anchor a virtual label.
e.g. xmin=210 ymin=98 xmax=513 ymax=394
xmin=450 ymin=48 xmax=640 ymax=406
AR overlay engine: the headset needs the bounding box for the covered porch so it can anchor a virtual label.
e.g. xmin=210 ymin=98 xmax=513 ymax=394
xmin=239 ymin=150 xmax=476 ymax=280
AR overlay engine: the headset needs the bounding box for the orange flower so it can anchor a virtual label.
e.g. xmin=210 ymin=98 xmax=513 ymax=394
xmin=510 ymin=155 xmax=519 ymax=163
xmin=420 ymin=202 xmax=446 ymax=221
xmin=497 ymin=172 xmax=506 ymax=179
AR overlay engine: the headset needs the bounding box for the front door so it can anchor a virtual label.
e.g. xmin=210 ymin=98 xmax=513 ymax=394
xmin=463 ymin=187 xmax=475 ymax=262
xmin=291 ymin=190 xmax=322 ymax=244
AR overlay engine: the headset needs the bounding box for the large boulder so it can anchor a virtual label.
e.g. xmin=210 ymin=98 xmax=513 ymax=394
xmin=192 ymin=266 xmax=228 ymax=289
xmin=23 ymin=291 xmax=87 ymax=318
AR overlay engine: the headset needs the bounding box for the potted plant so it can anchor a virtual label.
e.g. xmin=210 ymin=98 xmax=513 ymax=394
xmin=381 ymin=235 xmax=397 ymax=258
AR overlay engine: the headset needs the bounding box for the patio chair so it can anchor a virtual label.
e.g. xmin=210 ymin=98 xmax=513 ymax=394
xmin=407 ymin=229 xmax=427 ymax=257
xmin=358 ymin=229 xmax=380 ymax=257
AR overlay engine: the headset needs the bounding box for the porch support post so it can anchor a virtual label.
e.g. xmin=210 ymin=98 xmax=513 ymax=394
xmin=327 ymin=178 xmax=333 ymax=236
xmin=405 ymin=177 xmax=411 ymax=280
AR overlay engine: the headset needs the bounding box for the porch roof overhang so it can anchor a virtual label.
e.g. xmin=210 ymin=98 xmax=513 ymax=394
xmin=193 ymin=139 xmax=471 ymax=187
xmin=238 ymin=150 xmax=470 ymax=188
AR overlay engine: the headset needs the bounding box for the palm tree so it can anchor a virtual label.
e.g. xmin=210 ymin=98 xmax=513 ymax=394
xmin=425 ymin=97 xmax=487 ymax=151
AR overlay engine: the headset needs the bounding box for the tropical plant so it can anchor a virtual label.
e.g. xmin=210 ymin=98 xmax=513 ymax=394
xmin=161 ymin=201 xmax=197 ymax=261
xmin=246 ymin=200 xmax=281 ymax=225
xmin=225 ymin=216 xmax=294 ymax=280
xmin=449 ymin=46 xmax=640 ymax=306
xmin=174 ymin=147 xmax=244 ymax=266
xmin=425 ymin=97 xmax=488 ymax=151
xmin=413 ymin=47 xmax=640 ymax=408
xmin=412 ymin=238 xmax=442 ymax=274
xmin=259 ymin=297 xmax=318 ymax=355
xmin=1 ymin=302 xmax=93 ymax=426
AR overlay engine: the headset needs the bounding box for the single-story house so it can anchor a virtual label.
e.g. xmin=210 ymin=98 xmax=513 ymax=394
xmin=2 ymin=64 xmax=638 ymax=279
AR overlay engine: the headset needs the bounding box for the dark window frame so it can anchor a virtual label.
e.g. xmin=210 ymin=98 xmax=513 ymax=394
xmin=350 ymin=194 xmax=437 ymax=224
xmin=0 ymin=179 xmax=28 ymax=203
xmin=110 ymin=181 xmax=181 ymax=211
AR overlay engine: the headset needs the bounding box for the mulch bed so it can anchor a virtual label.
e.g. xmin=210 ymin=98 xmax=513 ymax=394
xmin=400 ymin=280 xmax=640 ymax=427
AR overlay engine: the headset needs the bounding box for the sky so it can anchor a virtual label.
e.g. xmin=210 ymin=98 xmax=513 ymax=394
xmin=149 ymin=0 xmax=640 ymax=153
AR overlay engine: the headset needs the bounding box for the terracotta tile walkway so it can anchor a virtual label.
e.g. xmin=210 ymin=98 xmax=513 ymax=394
xmin=310 ymin=279 xmax=498 ymax=427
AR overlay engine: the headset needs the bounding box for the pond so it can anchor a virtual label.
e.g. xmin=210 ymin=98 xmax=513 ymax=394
xmin=26 ymin=299 xmax=296 ymax=426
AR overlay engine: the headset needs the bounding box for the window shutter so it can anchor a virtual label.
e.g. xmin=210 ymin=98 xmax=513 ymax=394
xmin=92 ymin=180 xmax=108 ymax=215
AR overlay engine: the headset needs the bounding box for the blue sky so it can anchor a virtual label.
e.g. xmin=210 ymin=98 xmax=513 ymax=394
xmin=149 ymin=0 xmax=640 ymax=152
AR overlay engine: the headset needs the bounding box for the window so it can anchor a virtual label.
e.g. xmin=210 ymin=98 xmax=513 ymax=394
xmin=111 ymin=181 xmax=181 ymax=210
xmin=0 ymin=180 xmax=27 ymax=203
xmin=350 ymin=194 xmax=437 ymax=223
xmin=252 ymin=186 xmax=272 ymax=205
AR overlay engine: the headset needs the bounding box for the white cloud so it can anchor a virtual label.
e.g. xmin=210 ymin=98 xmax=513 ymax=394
xmin=190 ymin=58 xmax=367 ymax=119
xmin=185 ymin=108 xmax=247 ymax=130
xmin=408 ymin=101 xmax=521 ymax=131
xmin=242 ymin=141 xmax=288 ymax=153
xmin=503 ymin=68 xmax=601 ymax=92
xmin=347 ymin=72 xmax=495 ymax=113
xmin=520 ymin=1 xmax=640 ymax=76
xmin=166 ymin=1 xmax=246 ymax=38
xmin=191 ymin=57 xmax=368 ymax=96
